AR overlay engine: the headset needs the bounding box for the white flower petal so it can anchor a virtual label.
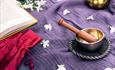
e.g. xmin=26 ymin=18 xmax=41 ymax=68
xmin=57 ymin=64 xmax=66 ymax=70
xmin=110 ymin=26 xmax=115 ymax=34
xmin=44 ymin=24 xmax=52 ymax=31
xmin=45 ymin=40 xmax=50 ymax=43
xmin=36 ymin=0 xmax=46 ymax=11
xmin=43 ymin=44 xmax=47 ymax=48
xmin=41 ymin=40 xmax=50 ymax=48
xmin=87 ymin=15 xmax=94 ymax=21
xmin=18 ymin=0 xmax=46 ymax=11
xmin=36 ymin=5 xmax=41 ymax=12
xmin=63 ymin=9 xmax=70 ymax=15
xmin=105 ymin=67 xmax=112 ymax=70
xmin=45 ymin=43 xmax=49 ymax=47
xmin=28 ymin=4 xmax=34 ymax=11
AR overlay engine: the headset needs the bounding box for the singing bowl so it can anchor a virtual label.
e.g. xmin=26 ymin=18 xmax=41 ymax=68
xmin=76 ymin=28 xmax=105 ymax=52
xmin=86 ymin=0 xmax=109 ymax=9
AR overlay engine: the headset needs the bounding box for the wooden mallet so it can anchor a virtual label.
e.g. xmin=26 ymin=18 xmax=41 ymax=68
xmin=58 ymin=19 xmax=97 ymax=43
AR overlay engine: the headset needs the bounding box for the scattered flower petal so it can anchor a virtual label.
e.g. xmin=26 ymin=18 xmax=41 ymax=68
xmin=57 ymin=64 xmax=66 ymax=70
xmin=105 ymin=67 xmax=112 ymax=70
xmin=44 ymin=24 xmax=52 ymax=31
xmin=41 ymin=40 xmax=50 ymax=48
xmin=35 ymin=0 xmax=47 ymax=11
xmin=110 ymin=26 xmax=115 ymax=34
xmin=63 ymin=9 xmax=70 ymax=15
xmin=28 ymin=4 xmax=34 ymax=11
xmin=17 ymin=0 xmax=46 ymax=12
xmin=87 ymin=15 xmax=95 ymax=21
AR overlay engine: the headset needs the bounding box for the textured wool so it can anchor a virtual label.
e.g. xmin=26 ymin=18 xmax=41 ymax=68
xmin=0 ymin=30 xmax=42 ymax=70
xmin=19 ymin=0 xmax=115 ymax=70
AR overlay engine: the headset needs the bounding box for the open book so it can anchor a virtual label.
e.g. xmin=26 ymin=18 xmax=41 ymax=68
xmin=0 ymin=0 xmax=38 ymax=40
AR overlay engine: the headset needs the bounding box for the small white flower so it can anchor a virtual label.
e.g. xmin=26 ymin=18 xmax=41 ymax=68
xmin=36 ymin=4 xmax=41 ymax=12
xmin=18 ymin=0 xmax=46 ymax=11
xmin=63 ymin=9 xmax=70 ymax=15
xmin=41 ymin=40 xmax=50 ymax=48
xmin=105 ymin=67 xmax=112 ymax=70
xmin=28 ymin=4 xmax=34 ymax=11
xmin=110 ymin=26 xmax=115 ymax=34
xmin=57 ymin=64 xmax=66 ymax=70
xmin=20 ymin=3 xmax=33 ymax=10
xmin=35 ymin=0 xmax=46 ymax=12
xmin=87 ymin=15 xmax=95 ymax=21
xmin=44 ymin=24 xmax=52 ymax=31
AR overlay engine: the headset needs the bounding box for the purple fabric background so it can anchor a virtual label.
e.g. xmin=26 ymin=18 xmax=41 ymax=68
xmin=18 ymin=0 xmax=115 ymax=70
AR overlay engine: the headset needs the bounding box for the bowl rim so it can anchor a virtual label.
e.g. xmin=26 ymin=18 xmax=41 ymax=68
xmin=76 ymin=28 xmax=105 ymax=45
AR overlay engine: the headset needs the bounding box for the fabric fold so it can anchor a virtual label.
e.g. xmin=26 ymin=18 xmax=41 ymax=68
xmin=0 ymin=29 xmax=42 ymax=70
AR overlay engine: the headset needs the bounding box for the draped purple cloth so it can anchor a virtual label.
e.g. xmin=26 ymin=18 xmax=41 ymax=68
xmin=18 ymin=0 xmax=115 ymax=70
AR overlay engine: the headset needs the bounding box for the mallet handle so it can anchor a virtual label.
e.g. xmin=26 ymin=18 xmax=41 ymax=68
xmin=58 ymin=19 xmax=97 ymax=43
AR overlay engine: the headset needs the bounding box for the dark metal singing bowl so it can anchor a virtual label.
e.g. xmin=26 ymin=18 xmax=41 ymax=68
xmin=76 ymin=28 xmax=105 ymax=52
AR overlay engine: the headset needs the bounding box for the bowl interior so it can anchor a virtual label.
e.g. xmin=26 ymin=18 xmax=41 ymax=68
xmin=77 ymin=28 xmax=104 ymax=44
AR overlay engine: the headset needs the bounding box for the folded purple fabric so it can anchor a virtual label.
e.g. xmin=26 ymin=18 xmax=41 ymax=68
xmin=19 ymin=0 xmax=115 ymax=70
xmin=109 ymin=0 xmax=115 ymax=14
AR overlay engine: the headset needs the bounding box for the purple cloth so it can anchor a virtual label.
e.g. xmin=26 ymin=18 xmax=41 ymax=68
xmin=18 ymin=0 xmax=115 ymax=70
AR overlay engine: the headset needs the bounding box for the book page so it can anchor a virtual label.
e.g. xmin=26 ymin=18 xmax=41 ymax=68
xmin=0 ymin=0 xmax=37 ymax=33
